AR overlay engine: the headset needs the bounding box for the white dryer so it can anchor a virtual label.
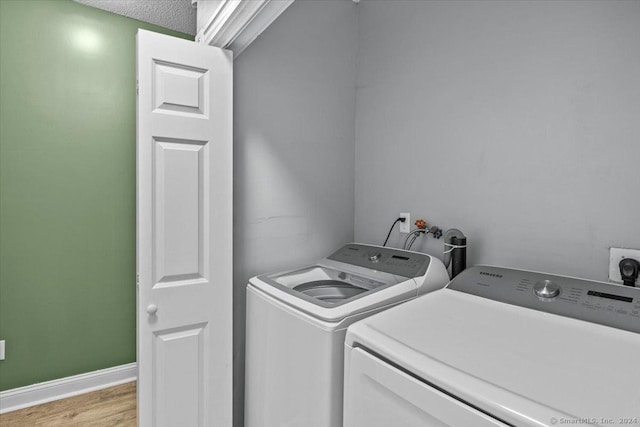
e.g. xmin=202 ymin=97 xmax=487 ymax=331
xmin=343 ymin=265 xmax=640 ymax=427
xmin=245 ymin=243 xmax=449 ymax=427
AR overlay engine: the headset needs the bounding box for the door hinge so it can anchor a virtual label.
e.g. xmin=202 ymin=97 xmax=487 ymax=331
xmin=136 ymin=274 xmax=140 ymax=288
xmin=136 ymin=80 xmax=139 ymax=96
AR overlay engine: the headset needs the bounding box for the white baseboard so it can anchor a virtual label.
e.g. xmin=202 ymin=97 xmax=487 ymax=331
xmin=0 ymin=362 xmax=137 ymax=414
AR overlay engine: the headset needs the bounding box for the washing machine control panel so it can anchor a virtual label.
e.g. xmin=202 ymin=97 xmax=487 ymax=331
xmin=327 ymin=244 xmax=430 ymax=278
xmin=448 ymin=266 xmax=640 ymax=334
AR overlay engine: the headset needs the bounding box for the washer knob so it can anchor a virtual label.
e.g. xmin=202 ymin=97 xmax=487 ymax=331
xmin=533 ymin=280 xmax=561 ymax=299
xmin=367 ymin=252 xmax=382 ymax=262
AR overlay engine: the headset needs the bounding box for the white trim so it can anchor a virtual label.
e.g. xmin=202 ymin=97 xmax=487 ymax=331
xmin=196 ymin=0 xmax=294 ymax=57
xmin=226 ymin=0 xmax=293 ymax=56
xmin=0 ymin=363 xmax=137 ymax=414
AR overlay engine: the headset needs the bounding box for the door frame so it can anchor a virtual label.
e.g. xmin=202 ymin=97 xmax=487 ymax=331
xmin=195 ymin=0 xmax=294 ymax=56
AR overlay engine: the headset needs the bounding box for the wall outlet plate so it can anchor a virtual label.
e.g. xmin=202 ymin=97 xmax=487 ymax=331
xmin=0 ymin=340 xmax=5 ymax=361
xmin=609 ymin=247 xmax=640 ymax=284
xmin=399 ymin=213 xmax=410 ymax=233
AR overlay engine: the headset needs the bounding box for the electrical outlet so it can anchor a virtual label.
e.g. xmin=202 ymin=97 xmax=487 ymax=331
xmin=399 ymin=213 xmax=410 ymax=233
xmin=0 ymin=340 xmax=5 ymax=361
xmin=609 ymin=248 xmax=640 ymax=284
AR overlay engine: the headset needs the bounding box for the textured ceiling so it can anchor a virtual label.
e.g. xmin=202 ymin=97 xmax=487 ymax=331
xmin=73 ymin=0 xmax=197 ymax=35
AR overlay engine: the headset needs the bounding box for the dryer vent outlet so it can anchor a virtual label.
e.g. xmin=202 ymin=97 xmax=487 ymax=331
xmin=609 ymin=248 xmax=640 ymax=285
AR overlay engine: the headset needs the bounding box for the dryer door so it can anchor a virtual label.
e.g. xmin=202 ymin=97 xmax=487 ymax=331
xmin=344 ymin=348 xmax=508 ymax=427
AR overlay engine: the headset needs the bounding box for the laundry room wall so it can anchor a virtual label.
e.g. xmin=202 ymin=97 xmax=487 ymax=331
xmin=0 ymin=0 xmax=191 ymax=391
xmin=233 ymin=1 xmax=358 ymax=425
xmin=353 ymin=0 xmax=640 ymax=281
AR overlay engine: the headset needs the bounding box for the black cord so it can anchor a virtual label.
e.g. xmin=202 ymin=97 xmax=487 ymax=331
xmin=382 ymin=217 xmax=404 ymax=247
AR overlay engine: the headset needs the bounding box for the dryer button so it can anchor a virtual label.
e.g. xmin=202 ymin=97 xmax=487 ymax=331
xmin=534 ymin=280 xmax=561 ymax=299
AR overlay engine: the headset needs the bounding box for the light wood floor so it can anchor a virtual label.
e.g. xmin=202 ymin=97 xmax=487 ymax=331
xmin=0 ymin=381 xmax=136 ymax=426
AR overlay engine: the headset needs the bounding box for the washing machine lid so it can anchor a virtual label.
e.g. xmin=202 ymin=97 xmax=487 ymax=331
xmin=251 ymin=263 xmax=418 ymax=323
xmin=262 ymin=263 xmax=403 ymax=304
xmin=346 ymin=266 xmax=640 ymax=427
xmin=249 ymin=244 xmax=440 ymax=323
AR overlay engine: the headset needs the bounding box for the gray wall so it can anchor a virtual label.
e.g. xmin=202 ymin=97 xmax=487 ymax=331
xmin=234 ymin=0 xmax=639 ymax=423
xmin=354 ymin=0 xmax=640 ymax=281
xmin=233 ymin=1 xmax=358 ymax=425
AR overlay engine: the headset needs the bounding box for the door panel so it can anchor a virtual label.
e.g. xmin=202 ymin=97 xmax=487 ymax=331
xmin=152 ymin=60 xmax=208 ymax=116
xmin=153 ymin=324 xmax=206 ymax=427
xmin=153 ymin=138 xmax=207 ymax=283
xmin=137 ymin=29 xmax=232 ymax=427
xmin=344 ymin=348 xmax=507 ymax=427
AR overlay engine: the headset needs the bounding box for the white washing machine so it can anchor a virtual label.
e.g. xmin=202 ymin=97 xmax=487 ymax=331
xmin=245 ymin=243 xmax=450 ymax=427
xmin=343 ymin=265 xmax=640 ymax=427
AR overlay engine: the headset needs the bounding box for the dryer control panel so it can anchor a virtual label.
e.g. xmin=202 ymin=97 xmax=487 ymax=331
xmin=448 ymin=266 xmax=640 ymax=334
xmin=327 ymin=244 xmax=430 ymax=278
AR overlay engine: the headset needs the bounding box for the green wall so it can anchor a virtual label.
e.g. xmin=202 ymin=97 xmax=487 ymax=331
xmin=0 ymin=0 xmax=192 ymax=391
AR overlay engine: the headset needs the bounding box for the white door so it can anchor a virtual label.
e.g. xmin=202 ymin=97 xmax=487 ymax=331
xmin=136 ymin=29 xmax=232 ymax=427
